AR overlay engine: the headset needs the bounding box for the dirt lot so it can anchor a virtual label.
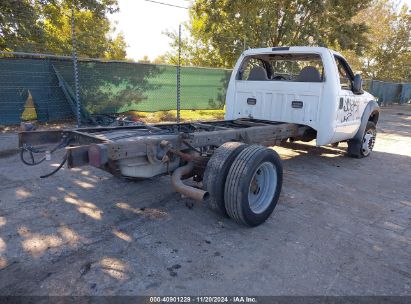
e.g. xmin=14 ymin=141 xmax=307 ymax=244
xmin=0 ymin=105 xmax=410 ymax=296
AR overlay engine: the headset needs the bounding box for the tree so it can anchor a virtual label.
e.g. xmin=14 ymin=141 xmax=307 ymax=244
xmin=105 ymin=33 xmax=127 ymax=60
xmin=167 ymin=0 xmax=372 ymax=68
xmin=162 ymin=28 xmax=221 ymax=66
xmin=152 ymin=54 xmax=168 ymax=64
xmin=138 ymin=55 xmax=151 ymax=63
xmin=0 ymin=0 xmax=45 ymax=52
xmin=340 ymin=1 xmax=410 ymax=81
xmin=0 ymin=0 xmax=127 ymax=59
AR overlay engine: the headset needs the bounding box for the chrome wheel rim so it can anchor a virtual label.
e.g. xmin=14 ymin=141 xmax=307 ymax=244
xmin=248 ymin=162 xmax=277 ymax=214
xmin=362 ymin=129 xmax=376 ymax=156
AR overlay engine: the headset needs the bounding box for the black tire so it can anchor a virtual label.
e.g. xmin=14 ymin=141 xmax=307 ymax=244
xmin=224 ymin=145 xmax=283 ymax=227
xmin=348 ymin=121 xmax=377 ymax=158
xmin=203 ymin=142 xmax=247 ymax=216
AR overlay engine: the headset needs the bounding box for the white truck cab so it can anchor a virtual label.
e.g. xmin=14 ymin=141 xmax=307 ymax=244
xmin=225 ymin=46 xmax=379 ymax=157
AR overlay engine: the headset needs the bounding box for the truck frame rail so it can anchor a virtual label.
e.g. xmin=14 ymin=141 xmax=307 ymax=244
xmin=19 ymin=119 xmax=309 ymax=174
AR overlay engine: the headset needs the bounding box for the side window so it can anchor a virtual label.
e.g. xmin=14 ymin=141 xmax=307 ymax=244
xmin=239 ymin=58 xmax=267 ymax=80
xmin=335 ymin=57 xmax=352 ymax=90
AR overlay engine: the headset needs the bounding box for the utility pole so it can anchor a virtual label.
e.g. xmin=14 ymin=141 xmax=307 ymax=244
xmin=176 ymin=24 xmax=181 ymax=124
xmin=71 ymin=0 xmax=81 ymax=127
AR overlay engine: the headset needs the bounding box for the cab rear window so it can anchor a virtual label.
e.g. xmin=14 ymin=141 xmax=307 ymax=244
xmin=238 ymin=53 xmax=324 ymax=82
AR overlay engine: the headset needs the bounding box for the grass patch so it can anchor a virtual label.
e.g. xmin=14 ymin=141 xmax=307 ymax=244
xmin=21 ymin=91 xmax=37 ymax=121
xmin=128 ymin=109 xmax=225 ymax=123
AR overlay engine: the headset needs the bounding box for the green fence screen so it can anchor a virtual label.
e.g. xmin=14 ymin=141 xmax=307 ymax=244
xmin=0 ymin=56 xmax=231 ymax=125
xmin=0 ymin=55 xmax=410 ymax=125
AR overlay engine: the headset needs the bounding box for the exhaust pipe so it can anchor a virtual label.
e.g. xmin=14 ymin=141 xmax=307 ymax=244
xmin=171 ymin=162 xmax=209 ymax=202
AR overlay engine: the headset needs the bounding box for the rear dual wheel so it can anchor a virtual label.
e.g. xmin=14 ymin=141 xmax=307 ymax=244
xmin=204 ymin=143 xmax=283 ymax=227
xmin=203 ymin=142 xmax=247 ymax=216
xmin=224 ymin=145 xmax=283 ymax=226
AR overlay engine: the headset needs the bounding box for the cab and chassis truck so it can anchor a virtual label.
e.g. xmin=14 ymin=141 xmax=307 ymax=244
xmin=19 ymin=47 xmax=380 ymax=227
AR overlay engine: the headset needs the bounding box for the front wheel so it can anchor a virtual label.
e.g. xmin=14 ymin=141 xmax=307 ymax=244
xmin=348 ymin=121 xmax=377 ymax=158
xmin=224 ymin=145 xmax=283 ymax=227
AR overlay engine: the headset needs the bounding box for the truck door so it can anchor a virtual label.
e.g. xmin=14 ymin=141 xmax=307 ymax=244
xmin=333 ymin=56 xmax=365 ymax=142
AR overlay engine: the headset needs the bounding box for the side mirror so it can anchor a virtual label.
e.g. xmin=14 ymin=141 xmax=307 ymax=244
xmin=352 ymin=74 xmax=363 ymax=94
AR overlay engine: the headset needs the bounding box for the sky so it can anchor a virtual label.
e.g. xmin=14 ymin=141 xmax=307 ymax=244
xmin=109 ymin=0 xmax=411 ymax=61
xmin=108 ymin=0 xmax=191 ymax=61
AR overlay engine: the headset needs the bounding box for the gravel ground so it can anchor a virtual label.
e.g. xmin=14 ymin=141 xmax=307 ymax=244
xmin=0 ymin=105 xmax=410 ymax=296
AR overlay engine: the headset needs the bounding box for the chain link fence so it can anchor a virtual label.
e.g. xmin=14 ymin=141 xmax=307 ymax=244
xmin=364 ymin=80 xmax=411 ymax=106
xmin=0 ymin=52 xmax=233 ymax=125
xmin=1 ymin=51 xmax=411 ymax=126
